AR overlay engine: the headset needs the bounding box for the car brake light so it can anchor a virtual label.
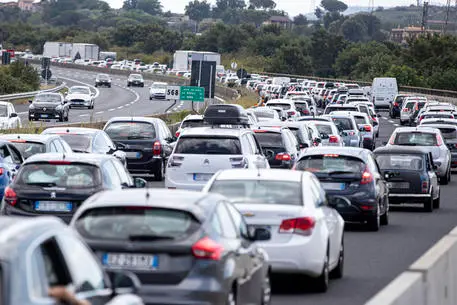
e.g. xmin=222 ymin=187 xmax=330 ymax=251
xmin=402 ymin=108 xmax=410 ymax=112
xmin=279 ymin=217 xmax=316 ymax=236
xmin=48 ymin=161 xmax=71 ymax=165
xmin=360 ymin=166 xmax=373 ymax=184
xmin=364 ymin=125 xmax=372 ymax=132
xmin=4 ymin=187 xmax=17 ymax=206
xmin=348 ymin=131 xmax=355 ymax=136
xmin=230 ymin=157 xmax=247 ymax=168
xmin=393 ymin=102 xmax=399 ymax=107
xmin=175 ymin=131 xmax=180 ymax=138
xmin=436 ymin=134 xmax=443 ymax=146
xmin=388 ymin=134 xmax=395 ymax=145
xmin=275 ymin=153 xmax=291 ymax=161
xmin=0 ymin=168 xmax=3 ymax=176
xmin=329 ymin=135 xmax=339 ymax=143
xmin=302 ymin=110 xmax=310 ymax=115
xmin=153 ymin=141 xmax=161 ymax=156
xmin=421 ymin=180 xmax=429 ymax=194
xmin=287 ymin=111 xmax=296 ymax=116
xmin=8 ymin=140 xmax=26 ymax=143
xmin=192 ymin=237 xmax=223 ymax=260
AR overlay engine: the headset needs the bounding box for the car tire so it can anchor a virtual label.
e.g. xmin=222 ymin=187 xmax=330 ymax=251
xmin=433 ymin=191 xmax=440 ymax=209
xmin=127 ymin=83 xmax=130 ymax=87
xmin=58 ymin=113 xmax=64 ymax=122
xmin=94 ymin=84 xmax=98 ymax=87
xmin=153 ymin=162 xmax=164 ymax=181
xmin=367 ymin=206 xmax=380 ymax=231
xmin=149 ymin=96 xmax=153 ymax=100
xmin=65 ymin=111 xmax=69 ymax=122
xmin=440 ymin=169 xmax=450 ymax=185
xmin=226 ymin=287 xmax=237 ymax=305
xmin=380 ymin=208 xmax=389 ymax=226
xmin=313 ymin=249 xmax=329 ymax=293
xmin=261 ymin=272 xmax=271 ymax=305
xmin=330 ymin=238 xmax=344 ymax=279
xmin=424 ymin=195 xmax=433 ymax=212
xmin=400 ymin=120 xmax=404 ymax=125
xmin=108 ymin=85 xmax=111 ymax=88
xmin=141 ymin=84 xmax=144 ymax=87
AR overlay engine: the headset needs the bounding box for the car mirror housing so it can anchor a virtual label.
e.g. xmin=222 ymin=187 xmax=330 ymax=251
xmin=107 ymin=270 xmax=141 ymax=296
xmin=249 ymin=227 xmax=271 ymax=241
xmin=327 ymin=195 xmax=352 ymax=209
xmin=133 ymin=177 xmax=147 ymax=188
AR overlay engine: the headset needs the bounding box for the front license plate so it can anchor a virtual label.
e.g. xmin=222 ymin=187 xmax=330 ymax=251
xmin=321 ymin=182 xmax=346 ymax=191
xmin=41 ymin=114 xmax=49 ymax=118
xmin=193 ymin=173 xmax=212 ymax=182
xmin=35 ymin=201 xmax=72 ymax=212
xmin=125 ymin=151 xmax=141 ymax=159
xmin=102 ymin=253 xmax=159 ymax=270
xmin=388 ymin=182 xmax=410 ymax=189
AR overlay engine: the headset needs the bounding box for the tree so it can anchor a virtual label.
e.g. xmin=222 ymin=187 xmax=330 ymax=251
xmin=340 ymin=18 xmax=367 ymax=42
xmin=185 ymin=0 xmax=211 ymax=23
xmin=310 ymin=29 xmax=346 ymax=76
xmin=268 ymin=43 xmax=313 ymax=75
xmin=249 ymin=0 xmax=276 ymax=9
xmin=320 ymin=0 xmax=348 ymax=13
xmin=385 ymin=65 xmax=425 ymax=87
xmin=123 ymin=0 xmax=162 ymax=15
xmin=293 ymin=14 xmax=308 ymax=25
xmin=314 ymin=7 xmax=324 ymax=19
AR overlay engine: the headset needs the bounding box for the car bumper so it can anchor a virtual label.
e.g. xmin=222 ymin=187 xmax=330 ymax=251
xmin=70 ymin=101 xmax=91 ymax=107
xmin=326 ymin=191 xmax=378 ymax=223
xmin=97 ymin=82 xmax=111 ymax=86
xmin=130 ymin=82 xmax=143 ymax=86
xmin=127 ymin=158 xmax=162 ymax=174
xmin=29 ymin=112 xmax=61 ymax=120
xmin=362 ymin=137 xmax=374 ymax=149
xmin=2 ymin=204 xmax=73 ymax=224
xmin=165 ymin=175 xmax=207 ymax=191
xmin=389 ymin=193 xmax=431 ymax=204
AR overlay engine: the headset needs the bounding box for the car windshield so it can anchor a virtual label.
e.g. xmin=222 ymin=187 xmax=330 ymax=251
xmin=75 ymin=207 xmax=199 ymax=240
xmin=294 ymin=102 xmax=309 ymax=112
xmin=152 ymin=84 xmax=167 ymax=89
xmin=58 ymin=134 xmax=92 ymax=153
xmin=404 ymin=102 xmax=416 ymax=110
xmin=17 ymin=163 xmax=101 ymax=188
xmin=9 ymin=141 xmax=45 ymax=159
xmin=34 ymin=94 xmax=60 ymax=103
xmin=376 ymin=154 xmax=424 ymax=170
xmin=69 ymin=87 xmax=90 ymax=95
xmin=181 ymin=119 xmax=205 ymax=129
xmin=332 ymin=118 xmax=354 ymax=131
xmin=254 ymin=110 xmax=276 ymax=119
xmin=315 ymin=124 xmax=334 ymax=135
xmin=324 ymin=107 xmax=357 ymax=114
xmin=394 ymin=132 xmax=437 ymax=146
xmin=97 ymin=74 xmax=109 ymax=80
xmin=209 ymin=180 xmax=302 ymax=205
xmin=295 ymin=155 xmax=365 ymax=175
xmin=267 ymin=103 xmax=290 ymax=110
xmin=105 ymin=122 xmax=156 ymax=140
xmin=423 ymin=113 xmax=453 ymax=119
xmin=0 ymin=105 xmax=7 ymax=117
xmin=175 ymin=137 xmax=242 ymax=154
xmin=131 ymin=75 xmax=142 ymax=80
xmin=254 ymin=132 xmax=283 ymax=148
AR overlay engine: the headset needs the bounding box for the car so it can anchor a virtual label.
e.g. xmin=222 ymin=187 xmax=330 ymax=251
xmin=351 ymin=112 xmax=375 ymax=150
xmin=265 ymin=99 xmax=302 ymax=120
xmin=258 ymin=121 xmax=315 ymax=150
xmin=41 ymin=127 xmax=127 ymax=166
xmin=28 ymin=93 xmax=69 ymax=122
xmin=288 ymin=96 xmax=317 ymax=116
xmin=149 ymin=82 xmax=168 ymax=100
xmin=308 ymin=120 xmax=344 ymax=147
xmin=71 ymin=189 xmax=272 ymax=305
xmin=399 ymin=99 xmax=420 ymax=125
xmin=0 ymin=216 xmax=144 ymax=305
xmin=0 ymin=101 xmax=21 ymax=129
xmin=386 ymin=127 xmax=452 ymax=184
xmin=294 ymin=147 xmax=389 ymax=231
xmin=253 ymin=127 xmax=299 ymax=168
xmin=165 ymin=104 xmax=269 ymax=190
xmin=203 ymin=169 xmax=347 ymax=292
xmin=374 ymin=146 xmax=440 ymax=212
xmin=416 ymin=111 xmax=455 ymax=125
xmin=95 ymin=73 xmax=112 ymax=87
xmin=420 ymin=118 xmax=457 ymax=126
xmin=103 ymin=117 xmax=174 ymax=181
xmin=65 ymin=86 xmax=95 ymax=109
xmin=175 ymin=114 xmax=205 ymax=138
xmin=251 ymin=107 xmax=281 ymax=122
xmin=0 ymin=140 xmax=24 ymax=199
xmin=0 ymin=153 xmax=147 ymax=223
xmin=127 ymin=74 xmax=144 ymax=87
xmin=0 ymin=134 xmax=72 ymax=159
xmin=323 ymin=104 xmax=358 ymax=115
xmin=323 ymin=112 xmax=362 ymax=147
xmin=389 ymin=94 xmax=410 ymax=118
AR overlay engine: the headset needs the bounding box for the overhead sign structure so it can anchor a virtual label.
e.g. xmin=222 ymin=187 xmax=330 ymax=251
xmin=180 ymin=86 xmax=205 ymax=102
xmin=166 ymin=86 xmax=181 ymax=100
xmin=231 ymin=62 xmax=237 ymax=69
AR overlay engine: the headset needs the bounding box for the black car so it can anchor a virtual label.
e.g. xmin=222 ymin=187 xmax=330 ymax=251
xmin=127 ymin=74 xmax=145 ymax=87
xmin=0 ymin=216 xmax=142 ymax=305
xmin=295 ymin=147 xmax=389 ymax=231
xmin=0 ymin=134 xmax=73 ymax=159
xmin=254 ymin=127 xmax=299 ymax=169
xmin=103 ymin=117 xmax=174 ymax=181
xmin=71 ymin=189 xmax=271 ymax=305
xmin=95 ymin=73 xmax=112 ymax=88
xmin=41 ymin=127 xmax=127 ymax=166
xmin=28 ymin=93 xmax=70 ymax=122
xmin=1 ymin=153 xmax=147 ymax=223
xmin=374 ymin=146 xmax=440 ymax=212
xmin=389 ymin=94 xmax=410 ymax=119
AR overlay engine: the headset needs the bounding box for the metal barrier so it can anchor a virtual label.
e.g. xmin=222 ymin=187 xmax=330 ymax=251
xmin=0 ymin=82 xmax=67 ymax=101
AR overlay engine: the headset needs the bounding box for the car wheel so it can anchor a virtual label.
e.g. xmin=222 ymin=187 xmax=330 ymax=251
xmin=424 ymin=195 xmax=433 ymax=212
xmin=261 ymin=272 xmax=271 ymax=305
xmin=58 ymin=113 xmax=64 ymax=122
xmin=399 ymin=120 xmax=404 ymax=125
xmin=313 ymin=249 xmax=329 ymax=292
xmin=380 ymin=207 xmax=389 ymax=226
xmin=127 ymin=83 xmax=130 ymax=87
xmin=149 ymin=96 xmax=153 ymax=100
xmin=108 ymin=85 xmax=111 ymax=88
xmin=440 ymin=169 xmax=449 ymax=185
xmin=330 ymin=238 xmax=344 ymax=279
xmin=433 ymin=190 xmax=440 ymax=209
xmin=65 ymin=111 xmax=69 ymax=122
xmin=226 ymin=287 xmax=237 ymax=305
xmin=367 ymin=206 xmax=380 ymax=231
xmin=94 ymin=84 xmax=98 ymax=87
xmin=153 ymin=162 xmax=164 ymax=181
xmin=141 ymin=84 xmax=144 ymax=87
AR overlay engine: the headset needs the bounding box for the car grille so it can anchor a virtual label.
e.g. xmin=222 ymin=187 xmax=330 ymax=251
xmin=35 ymin=107 xmax=56 ymax=114
xmin=71 ymin=99 xmax=85 ymax=103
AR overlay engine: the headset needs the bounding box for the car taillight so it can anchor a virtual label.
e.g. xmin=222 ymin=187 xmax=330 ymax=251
xmin=275 ymin=153 xmax=291 ymax=161
xmin=153 ymin=141 xmax=161 ymax=156
xmin=0 ymin=168 xmax=4 ymax=176
xmin=402 ymin=108 xmax=410 ymax=112
xmin=4 ymin=186 xmax=17 ymax=206
xmin=329 ymin=135 xmax=339 ymax=143
xmin=230 ymin=157 xmax=247 ymax=168
xmin=436 ymin=134 xmax=443 ymax=146
xmin=364 ymin=125 xmax=372 ymax=132
xmin=421 ymin=179 xmax=429 ymax=194
xmin=371 ymin=116 xmax=378 ymax=122
xmin=302 ymin=110 xmax=310 ymax=115
xmin=360 ymin=166 xmax=373 ymax=184
xmin=287 ymin=111 xmax=296 ymax=116
xmin=393 ymin=102 xmax=399 ymax=107
xmin=168 ymin=156 xmax=184 ymax=168
xmin=192 ymin=237 xmax=223 ymax=260
xmin=175 ymin=131 xmax=180 ymax=138
xmin=348 ymin=131 xmax=355 ymax=136
xmin=279 ymin=217 xmax=316 ymax=236
xmin=388 ymin=134 xmax=395 ymax=145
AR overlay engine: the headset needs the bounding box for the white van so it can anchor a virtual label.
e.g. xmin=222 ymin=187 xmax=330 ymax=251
xmin=371 ymin=77 xmax=398 ymax=109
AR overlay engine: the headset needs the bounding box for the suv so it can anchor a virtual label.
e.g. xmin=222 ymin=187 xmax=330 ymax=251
xmin=127 ymin=74 xmax=144 ymax=87
xmin=253 ymin=127 xmax=299 ymax=168
xmin=165 ymin=104 xmax=269 ymax=190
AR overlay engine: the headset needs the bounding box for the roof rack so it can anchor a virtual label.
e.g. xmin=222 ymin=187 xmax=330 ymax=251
xmin=203 ymin=104 xmax=250 ymax=129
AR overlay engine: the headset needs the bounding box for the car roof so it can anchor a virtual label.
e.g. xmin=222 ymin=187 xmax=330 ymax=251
xmin=325 ymin=111 xmax=357 ymax=118
xmin=374 ymin=146 xmax=431 ymax=155
xmin=42 ymin=127 xmax=100 ymax=135
xmin=104 ymin=117 xmax=161 ymax=125
xmin=266 ymin=99 xmax=294 ymax=105
xmin=24 ymin=152 xmax=113 ymax=165
xmin=183 ymin=114 xmax=203 ymax=121
xmin=395 ymin=126 xmax=440 ymax=133
xmin=418 ymin=124 xmax=457 ymax=130
xmin=180 ymin=127 xmax=249 ymax=137
xmin=300 ymin=146 xmax=368 ymax=159
xmin=0 ymin=134 xmax=58 ymax=143
xmin=213 ymin=169 xmax=308 ymax=182
xmin=420 ymin=118 xmax=457 ymax=124
xmin=69 ymin=85 xmax=90 ymax=89
xmin=0 ymin=101 xmax=12 ymax=106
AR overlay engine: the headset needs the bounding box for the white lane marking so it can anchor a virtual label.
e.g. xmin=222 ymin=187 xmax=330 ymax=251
xmin=79 ymin=114 xmax=90 ymax=117
xmin=388 ymin=120 xmax=394 ymax=123
xmin=95 ymin=111 xmax=103 ymax=114
xmin=58 ymin=76 xmax=100 ymax=99
xmin=394 ymin=124 xmax=399 ymax=127
xmin=117 ymin=106 xmax=123 ymax=109
xmin=108 ymin=108 xmax=115 ymax=112
xmin=215 ymin=96 xmax=225 ymax=103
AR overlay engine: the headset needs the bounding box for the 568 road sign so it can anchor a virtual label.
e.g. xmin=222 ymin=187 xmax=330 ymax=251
xmin=166 ymin=86 xmax=180 ymax=100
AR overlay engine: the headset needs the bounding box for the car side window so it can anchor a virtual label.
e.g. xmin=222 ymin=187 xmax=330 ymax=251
xmin=7 ymin=144 xmax=22 ymax=164
xmin=60 ymin=139 xmax=73 ymax=153
xmin=93 ymin=134 xmax=108 ymax=154
xmin=53 ymin=140 xmax=64 ymax=152
xmin=247 ymin=133 xmax=261 ymax=155
xmin=216 ymin=202 xmax=237 ymax=239
xmin=367 ymin=155 xmax=380 ymax=175
xmin=49 ymin=141 xmax=58 ymax=153
xmin=161 ymin=121 xmax=172 ymax=139
xmin=112 ymin=159 xmax=132 ymax=186
xmin=309 ymin=177 xmax=325 ymax=207
xmin=102 ymin=161 xmax=122 ymax=187
xmin=240 ymin=135 xmax=254 ymax=155
xmin=225 ymin=202 xmax=249 ymax=240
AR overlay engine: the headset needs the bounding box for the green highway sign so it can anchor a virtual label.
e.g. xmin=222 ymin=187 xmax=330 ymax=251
xmin=180 ymin=86 xmax=205 ymax=102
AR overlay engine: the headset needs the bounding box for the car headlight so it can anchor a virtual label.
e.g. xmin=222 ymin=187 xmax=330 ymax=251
xmin=29 ymin=104 xmax=35 ymax=109
xmin=56 ymin=105 xmax=62 ymax=110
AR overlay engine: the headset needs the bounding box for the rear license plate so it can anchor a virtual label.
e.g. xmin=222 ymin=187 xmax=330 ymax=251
xmin=388 ymin=182 xmax=410 ymax=189
xmin=193 ymin=173 xmax=212 ymax=182
xmin=102 ymin=253 xmax=158 ymax=270
xmin=41 ymin=114 xmax=49 ymax=118
xmin=321 ymin=182 xmax=346 ymax=191
xmin=125 ymin=151 xmax=141 ymax=159
xmin=34 ymin=201 xmax=72 ymax=212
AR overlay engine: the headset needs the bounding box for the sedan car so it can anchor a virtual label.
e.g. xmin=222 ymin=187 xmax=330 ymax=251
xmin=0 ymin=153 xmax=146 ymax=223
xmin=0 ymin=101 xmax=21 ymax=129
xmin=149 ymin=82 xmax=167 ymax=100
xmin=0 ymin=216 xmax=143 ymax=305
xmin=71 ymin=189 xmax=271 ymax=305
xmin=374 ymin=146 xmax=440 ymax=212
xmin=203 ymin=169 xmax=348 ymax=292
xmin=0 ymin=134 xmax=72 ymax=159
xmin=295 ymin=147 xmax=389 ymax=231
xmin=65 ymin=85 xmax=95 ymax=109
xmin=95 ymin=73 xmax=112 ymax=87
xmin=127 ymin=74 xmax=144 ymax=87
xmin=28 ymin=93 xmax=69 ymax=122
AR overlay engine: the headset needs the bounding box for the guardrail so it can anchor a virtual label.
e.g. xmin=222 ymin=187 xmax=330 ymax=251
xmin=365 ymin=226 xmax=457 ymax=305
xmin=0 ymin=82 xmax=67 ymax=101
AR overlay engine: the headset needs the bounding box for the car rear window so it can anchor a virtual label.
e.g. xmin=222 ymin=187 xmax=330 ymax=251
xmin=332 ymin=118 xmax=354 ymax=131
xmin=17 ymin=163 xmax=101 ymax=188
xmin=105 ymin=122 xmax=156 ymax=140
xmin=8 ymin=141 xmax=45 ymax=159
xmin=395 ymin=96 xmax=406 ymax=105
xmin=294 ymin=102 xmax=308 ymax=112
xmin=404 ymin=102 xmax=416 ymax=110
xmin=296 ymin=154 xmax=365 ymax=175
xmin=181 ymin=120 xmax=205 ymax=129
xmin=324 ymin=107 xmax=357 ymax=114
xmin=394 ymin=132 xmax=437 ymax=146
xmin=209 ymin=180 xmax=302 ymax=205
xmin=423 ymin=113 xmax=454 ymax=119
xmin=437 ymin=127 xmax=457 ymax=139
xmin=354 ymin=116 xmax=368 ymax=125
xmin=58 ymin=134 xmax=92 ymax=153
xmin=254 ymin=132 xmax=284 ymax=148
xmin=75 ymin=207 xmax=199 ymax=240
xmin=315 ymin=124 xmax=334 ymax=135
xmin=376 ymin=154 xmax=424 ymax=170
xmin=175 ymin=137 xmax=242 ymax=154
xmin=267 ymin=103 xmax=291 ymax=110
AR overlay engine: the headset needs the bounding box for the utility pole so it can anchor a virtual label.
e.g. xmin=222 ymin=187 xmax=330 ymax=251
xmin=421 ymin=2 xmax=429 ymax=33
xmin=444 ymin=0 xmax=451 ymax=34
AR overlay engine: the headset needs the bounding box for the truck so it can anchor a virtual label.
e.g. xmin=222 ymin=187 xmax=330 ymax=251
xmin=173 ymin=50 xmax=221 ymax=71
xmin=71 ymin=43 xmax=99 ymax=61
xmin=371 ymin=77 xmax=398 ymax=109
xmin=43 ymin=42 xmax=73 ymax=58
xmin=99 ymin=51 xmax=117 ymax=61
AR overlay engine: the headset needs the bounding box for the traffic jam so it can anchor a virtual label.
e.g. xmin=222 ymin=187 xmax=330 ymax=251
xmin=0 ymin=76 xmax=456 ymax=305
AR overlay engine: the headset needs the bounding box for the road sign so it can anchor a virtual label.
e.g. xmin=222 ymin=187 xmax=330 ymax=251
xmin=231 ymin=62 xmax=237 ymax=69
xmin=41 ymin=69 xmax=52 ymax=80
xmin=166 ymin=86 xmax=181 ymax=100
xmin=180 ymin=86 xmax=205 ymax=102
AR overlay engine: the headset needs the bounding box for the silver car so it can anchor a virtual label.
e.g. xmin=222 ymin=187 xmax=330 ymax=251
xmin=386 ymin=127 xmax=451 ymax=184
xmin=307 ymin=120 xmax=344 ymax=147
xmin=350 ymin=112 xmax=375 ymax=150
xmin=400 ymin=100 xmax=418 ymax=125
xmin=323 ymin=112 xmax=362 ymax=147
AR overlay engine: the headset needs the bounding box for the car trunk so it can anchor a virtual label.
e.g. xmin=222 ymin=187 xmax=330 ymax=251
xmin=113 ymin=139 xmax=155 ymax=164
xmin=254 ymin=132 xmax=286 ymax=167
xmin=380 ymin=169 xmax=423 ymax=194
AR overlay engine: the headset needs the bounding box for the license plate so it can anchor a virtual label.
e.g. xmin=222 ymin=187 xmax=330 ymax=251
xmin=125 ymin=151 xmax=141 ymax=159
xmin=102 ymin=253 xmax=158 ymax=270
xmin=34 ymin=201 xmax=72 ymax=212
xmin=321 ymin=182 xmax=346 ymax=191
xmin=193 ymin=173 xmax=212 ymax=182
xmin=41 ymin=114 xmax=49 ymax=118
xmin=388 ymin=182 xmax=410 ymax=189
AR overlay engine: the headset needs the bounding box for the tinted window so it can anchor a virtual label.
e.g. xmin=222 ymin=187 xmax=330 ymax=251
xmin=175 ymin=137 xmax=242 ymax=155
xmin=17 ymin=163 xmax=101 ymax=188
xmin=8 ymin=141 xmax=45 ymax=159
xmin=0 ymin=105 xmax=7 ymax=117
xmin=69 ymin=87 xmax=90 ymax=95
xmin=315 ymin=124 xmax=334 ymax=135
xmin=254 ymin=132 xmax=284 ymax=148
xmin=268 ymin=103 xmax=291 ymax=110
xmin=404 ymin=102 xmax=416 ymax=110
xmin=354 ymin=116 xmax=368 ymax=125
xmin=181 ymin=120 xmax=205 ymax=129
xmin=394 ymin=132 xmax=437 ymax=146
xmin=294 ymin=102 xmax=309 ymax=112
xmin=324 ymin=107 xmax=357 ymax=114
xmin=58 ymin=134 xmax=92 ymax=153
xmin=376 ymin=154 xmax=424 ymax=170
xmin=209 ymin=180 xmax=302 ymax=205
xmin=296 ymin=155 xmax=365 ymax=174
xmin=395 ymin=96 xmax=406 ymax=105
xmin=436 ymin=127 xmax=457 ymax=139
xmin=34 ymin=94 xmax=61 ymax=103
xmin=105 ymin=122 xmax=157 ymax=140
xmin=332 ymin=118 xmax=354 ymax=130
xmin=423 ymin=113 xmax=454 ymax=119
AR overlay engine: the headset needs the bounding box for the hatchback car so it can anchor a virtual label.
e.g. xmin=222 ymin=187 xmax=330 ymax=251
xmin=415 ymin=124 xmax=457 ymax=169
xmin=71 ymin=189 xmax=271 ymax=305
xmin=0 ymin=134 xmax=72 ymax=159
xmin=149 ymin=82 xmax=167 ymax=100
xmin=28 ymin=93 xmax=70 ymax=122
xmin=127 ymin=74 xmax=145 ymax=87
xmin=416 ymin=111 xmax=455 ymax=125
xmin=374 ymin=146 xmax=440 ymax=212
xmin=0 ymin=216 xmax=143 ymax=305
xmin=175 ymin=114 xmax=205 ymax=138
xmin=65 ymin=86 xmax=95 ymax=109
xmin=295 ymin=147 xmax=389 ymax=231
xmin=204 ymin=169 xmax=348 ymax=292
xmin=351 ymin=112 xmax=375 ymax=150
xmin=258 ymin=121 xmax=314 ymax=150
xmin=95 ymin=73 xmax=112 ymax=87
xmin=389 ymin=94 xmax=410 ymax=118
xmin=324 ymin=112 xmax=362 ymax=147
xmin=1 ymin=153 xmax=146 ymax=223
xmin=103 ymin=117 xmax=174 ymax=181
xmin=308 ymin=120 xmax=343 ymax=147
xmin=0 ymin=101 xmax=21 ymax=130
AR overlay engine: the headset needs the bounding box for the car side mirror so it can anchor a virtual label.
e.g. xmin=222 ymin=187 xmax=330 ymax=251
xmin=10 ymin=113 xmax=17 ymax=118
xmin=314 ymin=137 xmax=322 ymax=144
xmin=28 ymin=100 xmax=33 ymax=104
xmin=133 ymin=177 xmax=147 ymax=188
xmin=249 ymin=227 xmax=271 ymax=241
xmin=327 ymin=195 xmax=351 ymax=209
xmin=107 ymin=270 xmax=141 ymax=296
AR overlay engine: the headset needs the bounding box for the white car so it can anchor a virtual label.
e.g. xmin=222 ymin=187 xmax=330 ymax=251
xmin=149 ymin=82 xmax=168 ymax=100
xmin=265 ymin=99 xmax=301 ymax=120
xmin=174 ymin=114 xmax=204 ymax=138
xmin=65 ymin=86 xmax=94 ymax=109
xmin=0 ymin=101 xmax=21 ymax=129
xmin=203 ymin=169 xmax=347 ymax=292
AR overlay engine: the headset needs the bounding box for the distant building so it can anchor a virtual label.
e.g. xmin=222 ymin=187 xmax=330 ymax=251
xmin=0 ymin=0 xmax=41 ymax=12
xmin=390 ymin=26 xmax=441 ymax=44
xmin=263 ymin=16 xmax=292 ymax=29
xmin=0 ymin=1 xmax=18 ymax=8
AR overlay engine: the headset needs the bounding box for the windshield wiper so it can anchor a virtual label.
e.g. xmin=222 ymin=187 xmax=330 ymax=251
xmin=128 ymin=234 xmax=175 ymax=241
xmin=26 ymin=182 xmax=57 ymax=187
xmin=398 ymin=143 xmax=418 ymax=146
